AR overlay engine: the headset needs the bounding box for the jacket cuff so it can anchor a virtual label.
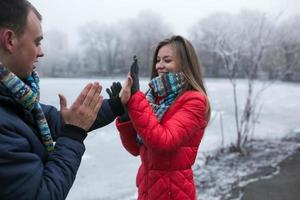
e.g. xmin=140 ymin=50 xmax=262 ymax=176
xmin=59 ymin=124 xmax=87 ymax=143
xmin=108 ymin=98 xmax=125 ymax=116
xmin=116 ymin=117 xmax=134 ymax=130
xmin=127 ymin=91 xmax=144 ymax=109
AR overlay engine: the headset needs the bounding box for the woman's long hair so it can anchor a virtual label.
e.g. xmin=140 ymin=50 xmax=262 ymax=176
xmin=150 ymin=35 xmax=211 ymax=120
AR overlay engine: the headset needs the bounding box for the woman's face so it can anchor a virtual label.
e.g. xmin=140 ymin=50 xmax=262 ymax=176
xmin=155 ymin=44 xmax=180 ymax=76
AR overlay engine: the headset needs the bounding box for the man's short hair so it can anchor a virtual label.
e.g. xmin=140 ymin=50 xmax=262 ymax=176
xmin=0 ymin=0 xmax=42 ymax=36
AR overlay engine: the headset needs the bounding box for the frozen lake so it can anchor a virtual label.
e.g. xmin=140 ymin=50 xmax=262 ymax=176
xmin=39 ymin=77 xmax=300 ymax=200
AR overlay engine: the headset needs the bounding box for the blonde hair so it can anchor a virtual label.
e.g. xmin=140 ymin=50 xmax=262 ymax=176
xmin=151 ymin=35 xmax=211 ymax=120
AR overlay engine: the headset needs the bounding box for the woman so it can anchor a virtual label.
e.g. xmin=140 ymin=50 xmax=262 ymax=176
xmin=116 ymin=35 xmax=210 ymax=200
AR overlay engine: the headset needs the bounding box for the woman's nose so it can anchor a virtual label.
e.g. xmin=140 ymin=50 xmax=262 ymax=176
xmin=156 ymin=61 xmax=164 ymax=70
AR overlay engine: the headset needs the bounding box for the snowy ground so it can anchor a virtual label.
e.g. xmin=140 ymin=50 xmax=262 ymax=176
xmin=194 ymin=131 xmax=300 ymax=200
xmin=39 ymin=78 xmax=300 ymax=200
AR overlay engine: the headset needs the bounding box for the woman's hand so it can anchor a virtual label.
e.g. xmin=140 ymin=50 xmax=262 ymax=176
xmin=130 ymin=56 xmax=140 ymax=94
xmin=120 ymin=56 xmax=140 ymax=105
xmin=119 ymin=74 xmax=133 ymax=105
xmin=106 ymin=82 xmax=130 ymax=122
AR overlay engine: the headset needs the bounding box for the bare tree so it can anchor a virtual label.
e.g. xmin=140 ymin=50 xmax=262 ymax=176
xmin=124 ymin=10 xmax=174 ymax=76
xmin=79 ymin=21 xmax=125 ymax=75
xmin=38 ymin=29 xmax=71 ymax=77
xmin=276 ymin=15 xmax=300 ymax=81
xmin=78 ymin=11 xmax=173 ymax=76
xmin=190 ymin=10 xmax=279 ymax=153
xmin=189 ymin=12 xmax=234 ymax=77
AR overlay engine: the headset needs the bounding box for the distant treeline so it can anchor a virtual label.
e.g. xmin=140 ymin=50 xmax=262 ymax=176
xmin=38 ymin=10 xmax=300 ymax=82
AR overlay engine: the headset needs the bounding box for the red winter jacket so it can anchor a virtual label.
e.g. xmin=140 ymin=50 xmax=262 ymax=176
xmin=116 ymin=90 xmax=208 ymax=200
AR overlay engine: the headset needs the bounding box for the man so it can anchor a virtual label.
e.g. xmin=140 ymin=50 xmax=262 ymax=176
xmin=0 ymin=0 xmax=123 ymax=199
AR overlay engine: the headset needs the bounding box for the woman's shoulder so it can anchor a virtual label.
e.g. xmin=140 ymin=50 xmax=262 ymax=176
xmin=178 ymin=90 xmax=207 ymax=103
xmin=170 ymin=90 xmax=207 ymax=111
xmin=171 ymin=90 xmax=208 ymax=124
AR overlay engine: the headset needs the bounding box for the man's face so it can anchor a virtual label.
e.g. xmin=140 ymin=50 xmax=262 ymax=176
xmin=10 ymin=10 xmax=44 ymax=79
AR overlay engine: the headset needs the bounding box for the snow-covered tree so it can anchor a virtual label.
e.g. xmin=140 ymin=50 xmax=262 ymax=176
xmin=189 ymin=10 xmax=280 ymax=153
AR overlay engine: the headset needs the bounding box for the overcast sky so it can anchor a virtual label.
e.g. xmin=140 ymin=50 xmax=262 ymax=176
xmin=29 ymin=0 xmax=299 ymax=46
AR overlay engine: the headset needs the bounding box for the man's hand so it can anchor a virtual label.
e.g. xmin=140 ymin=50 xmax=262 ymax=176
xmin=59 ymin=82 xmax=103 ymax=131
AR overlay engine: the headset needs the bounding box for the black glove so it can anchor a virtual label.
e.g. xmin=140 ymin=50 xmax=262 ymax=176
xmin=130 ymin=56 xmax=140 ymax=94
xmin=106 ymin=82 xmax=130 ymax=122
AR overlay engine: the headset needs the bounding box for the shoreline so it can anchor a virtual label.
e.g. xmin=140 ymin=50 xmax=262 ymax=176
xmin=195 ymin=131 xmax=300 ymax=200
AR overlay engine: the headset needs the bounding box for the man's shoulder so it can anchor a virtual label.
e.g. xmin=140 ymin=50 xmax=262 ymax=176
xmin=0 ymin=104 xmax=23 ymax=128
xmin=0 ymin=97 xmax=18 ymax=117
xmin=0 ymin=96 xmax=31 ymax=131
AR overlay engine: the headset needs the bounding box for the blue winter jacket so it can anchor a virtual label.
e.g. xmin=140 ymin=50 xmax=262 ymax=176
xmin=0 ymin=94 xmax=116 ymax=200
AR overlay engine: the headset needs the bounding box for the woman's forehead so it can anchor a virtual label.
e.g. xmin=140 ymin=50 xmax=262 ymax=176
xmin=158 ymin=44 xmax=176 ymax=56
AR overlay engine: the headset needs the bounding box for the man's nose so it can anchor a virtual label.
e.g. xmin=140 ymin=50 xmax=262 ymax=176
xmin=37 ymin=47 xmax=44 ymax=57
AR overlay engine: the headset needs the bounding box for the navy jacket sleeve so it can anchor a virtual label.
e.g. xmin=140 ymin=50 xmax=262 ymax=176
xmin=0 ymin=98 xmax=115 ymax=199
xmin=88 ymin=99 xmax=117 ymax=131
xmin=41 ymin=104 xmax=64 ymax=140
xmin=0 ymin=123 xmax=85 ymax=200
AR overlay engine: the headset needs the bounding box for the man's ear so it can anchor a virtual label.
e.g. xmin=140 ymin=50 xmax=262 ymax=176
xmin=0 ymin=29 xmax=17 ymax=54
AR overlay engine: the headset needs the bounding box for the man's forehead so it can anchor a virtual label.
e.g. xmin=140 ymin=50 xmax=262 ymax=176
xmin=27 ymin=10 xmax=42 ymax=26
xmin=25 ymin=10 xmax=43 ymax=37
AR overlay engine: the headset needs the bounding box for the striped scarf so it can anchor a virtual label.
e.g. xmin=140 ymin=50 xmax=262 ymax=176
xmin=146 ymin=72 xmax=185 ymax=121
xmin=136 ymin=72 xmax=185 ymax=145
xmin=0 ymin=63 xmax=54 ymax=152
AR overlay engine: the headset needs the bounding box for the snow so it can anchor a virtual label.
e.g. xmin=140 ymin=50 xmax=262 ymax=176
xmin=194 ymin=133 xmax=300 ymax=200
xmin=39 ymin=78 xmax=300 ymax=199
